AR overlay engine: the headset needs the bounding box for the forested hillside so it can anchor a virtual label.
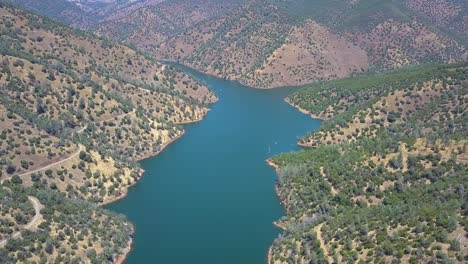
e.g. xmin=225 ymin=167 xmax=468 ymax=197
xmin=3 ymin=1 xmax=468 ymax=263
xmin=269 ymin=63 xmax=468 ymax=263
xmin=6 ymin=0 xmax=166 ymax=29
xmin=11 ymin=0 xmax=467 ymax=89
xmin=96 ymin=0 xmax=467 ymax=88
xmin=0 ymin=3 xmax=215 ymax=262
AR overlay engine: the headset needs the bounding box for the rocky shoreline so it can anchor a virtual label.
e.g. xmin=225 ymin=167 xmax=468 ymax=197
xmin=265 ymin=159 xmax=289 ymax=264
xmin=114 ymin=223 xmax=135 ymax=264
xmin=284 ymin=98 xmax=326 ymax=121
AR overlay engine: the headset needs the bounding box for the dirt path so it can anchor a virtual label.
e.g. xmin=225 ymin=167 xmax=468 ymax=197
xmin=0 ymin=196 xmax=43 ymax=248
xmin=400 ymin=143 xmax=408 ymax=172
xmin=0 ymin=145 xmax=84 ymax=184
xmin=75 ymin=125 xmax=87 ymax=134
xmin=16 ymin=145 xmax=84 ymax=178
xmin=314 ymin=223 xmax=333 ymax=263
xmin=320 ymin=166 xmax=338 ymax=195
xmin=74 ymin=110 xmax=136 ymax=135
xmin=8 ymin=111 xmax=137 ymax=181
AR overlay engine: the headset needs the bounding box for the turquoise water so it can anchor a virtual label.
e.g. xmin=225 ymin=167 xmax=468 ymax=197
xmin=107 ymin=66 xmax=320 ymax=263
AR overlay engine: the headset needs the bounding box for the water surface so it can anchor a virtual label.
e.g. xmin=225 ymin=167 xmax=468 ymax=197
xmin=107 ymin=67 xmax=320 ymax=263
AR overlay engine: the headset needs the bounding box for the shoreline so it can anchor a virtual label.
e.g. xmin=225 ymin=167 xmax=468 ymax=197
xmin=267 ymin=246 xmax=273 ymax=264
xmin=109 ymin=130 xmax=187 ymax=264
xmin=114 ymin=223 xmax=135 ymax=264
xmin=284 ymin=98 xmax=323 ymax=148
xmin=161 ymin=59 xmax=316 ymax=90
xmin=102 ymin=167 xmax=145 ymax=206
xmin=108 ymin=71 xmax=216 ymax=264
xmin=265 ymin=97 xmax=324 ymax=264
xmin=174 ymin=109 xmax=210 ymax=125
xmin=110 ymin=115 xmax=206 ymax=264
xmin=109 ymin=65 xmax=320 ymax=264
xmin=297 ymin=141 xmax=314 ymax=148
xmin=265 ymin=159 xmax=289 ymax=264
xmin=137 ymin=130 xmax=186 ymax=161
xmin=265 ymin=159 xmax=290 ymax=214
xmin=103 ymin=130 xmax=187 ymax=206
xmin=284 ymin=98 xmax=326 ymax=121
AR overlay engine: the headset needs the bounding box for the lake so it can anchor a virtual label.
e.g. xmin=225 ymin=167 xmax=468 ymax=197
xmin=107 ymin=66 xmax=320 ymax=263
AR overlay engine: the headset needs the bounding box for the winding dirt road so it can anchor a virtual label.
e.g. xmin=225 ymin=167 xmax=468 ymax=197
xmin=17 ymin=145 xmax=84 ymax=178
xmin=6 ymin=110 xmax=136 ymax=181
xmin=74 ymin=109 xmax=135 ymax=135
xmin=0 ymin=196 xmax=43 ymax=248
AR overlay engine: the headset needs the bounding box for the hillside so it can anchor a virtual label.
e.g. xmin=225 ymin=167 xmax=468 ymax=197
xmin=10 ymin=0 xmax=467 ymax=88
xmin=3 ymin=1 xmax=468 ymax=263
xmin=269 ymin=63 xmax=468 ymax=263
xmin=0 ymin=3 xmax=215 ymax=262
xmin=0 ymin=184 xmax=133 ymax=263
xmin=93 ymin=0 xmax=467 ymax=89
xmin=6 ymin=0 xmax=166 ymax=30
xmin=97 ymin=0 xmax=245 ymax=47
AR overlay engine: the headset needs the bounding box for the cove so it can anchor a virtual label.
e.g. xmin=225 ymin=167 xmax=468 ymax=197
xmin=107 ymin=65 xmax=321 ymax=264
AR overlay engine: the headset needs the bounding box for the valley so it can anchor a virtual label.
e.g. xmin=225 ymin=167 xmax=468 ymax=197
xmin=98 ymin=0 xmax=467 ymax=88
xmin=11 ymin=0 xmax=468 ymax=89
xmin=107 ymin=63 xmax=321 ymax=263
xmin=0 ymin=0 xmax=467 ymax=263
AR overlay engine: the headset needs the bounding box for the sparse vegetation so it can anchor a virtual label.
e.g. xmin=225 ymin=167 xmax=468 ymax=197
xmin=95 ymin=0 xmax=466 ymax=88
xmin=0 ymin=3 xmax=216 ymax=262
xmin=0 ymin=183 xmax=133 ymax=263
xmin=2 ymin=1 xmax=467 ymax=263
xmin=269 ymin=62 xmax=468 ymax=263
